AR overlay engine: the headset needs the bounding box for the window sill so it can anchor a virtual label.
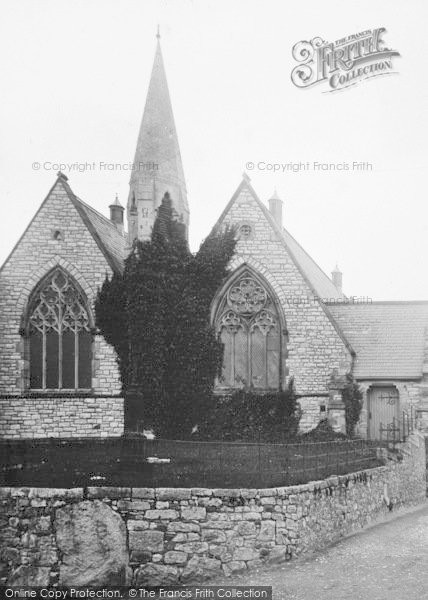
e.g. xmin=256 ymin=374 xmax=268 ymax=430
xmin=0 ymin=393 xmax=124 ymax=400
xmin=22 ymin=389 xmax=93 ymax=398
xmin=213 ymin=387 xmax=282 ymax=395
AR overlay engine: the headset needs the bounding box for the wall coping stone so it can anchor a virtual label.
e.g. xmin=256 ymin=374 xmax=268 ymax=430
xmin=0 ymin=462 xmax=414 ymax=501
xmin=0 ymin=433 xmax=425 ymax=588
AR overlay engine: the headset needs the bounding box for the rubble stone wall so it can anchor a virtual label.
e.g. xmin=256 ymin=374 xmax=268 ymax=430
xmin=0 ymin=433 xmax=425 ymax=587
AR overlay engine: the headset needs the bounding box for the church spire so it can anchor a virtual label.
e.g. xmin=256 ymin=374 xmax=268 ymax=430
xmin=127 ymin=31 xmax=189 ymax=242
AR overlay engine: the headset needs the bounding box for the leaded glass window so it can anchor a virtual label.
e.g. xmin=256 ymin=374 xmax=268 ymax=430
xmin=215 ymin=271 xmax=282 ymax=390
xmin=27 ymin=268 xmax=92 ymax=390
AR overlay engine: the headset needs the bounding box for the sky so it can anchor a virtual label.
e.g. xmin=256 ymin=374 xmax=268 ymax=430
xmin=1 ymin=0 xmax=427 ymax=300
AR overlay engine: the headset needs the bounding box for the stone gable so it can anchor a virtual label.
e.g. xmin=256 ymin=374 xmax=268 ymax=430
xmin=0 ymin=178 xmax=121 ymax=397
xmin=216 ymin=180 xmax=352 ymax=397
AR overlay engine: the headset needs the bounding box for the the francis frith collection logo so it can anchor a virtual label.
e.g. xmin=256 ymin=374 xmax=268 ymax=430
xmin=291 ymin=28 xmax=400 ymax=92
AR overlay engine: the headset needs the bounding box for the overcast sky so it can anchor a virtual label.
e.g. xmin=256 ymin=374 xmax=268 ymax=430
xmin=1 ymin=0 xmax=427 ymax=300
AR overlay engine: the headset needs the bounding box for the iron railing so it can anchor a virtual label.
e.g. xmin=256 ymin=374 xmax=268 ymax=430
xmin=379 ymin=407 xmax=416 ymax=446
xmin=0 ymin=436 xmax=384 ymax=488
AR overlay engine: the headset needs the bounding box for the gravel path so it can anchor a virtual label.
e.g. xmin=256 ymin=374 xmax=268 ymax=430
xmin=210 ymin=502 xmax=428 ymax=600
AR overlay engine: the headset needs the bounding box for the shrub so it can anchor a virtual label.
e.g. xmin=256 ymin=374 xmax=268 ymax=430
xmin=341 ymin=374 xmax=364 ymax=436
xmin=197 ymin=379 xmax=301 ymax=442
xmin=299 ymin=418 xmax=347 ymax=441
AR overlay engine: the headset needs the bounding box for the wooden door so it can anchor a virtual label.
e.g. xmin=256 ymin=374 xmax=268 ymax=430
xmin=368 ymin=386 xmax=399 ymax=439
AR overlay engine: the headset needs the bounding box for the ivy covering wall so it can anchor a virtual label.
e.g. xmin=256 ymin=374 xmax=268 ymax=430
xmin=95 ymin=194 xmax=237 ymax=437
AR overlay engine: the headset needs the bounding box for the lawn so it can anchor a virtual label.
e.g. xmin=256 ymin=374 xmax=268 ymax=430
xmin=0 ymin=437 xmax=384 ymax=488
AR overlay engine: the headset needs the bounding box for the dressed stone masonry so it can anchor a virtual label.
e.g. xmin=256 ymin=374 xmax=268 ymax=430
xmin=212 ymin=179 xmax=353 ymax=430
xmin=0 ymin=176 xmax=125 ymax=438
xmin=2 ymin=33 xmax=428 ymax=440
xmin=0 ymin=433 xmax=425 ymax=587
xmin=0 ymin=398 xmax=123 ymax=438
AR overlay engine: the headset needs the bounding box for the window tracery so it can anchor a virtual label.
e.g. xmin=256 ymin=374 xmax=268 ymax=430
xmin=215 ymin=271 xmax=282 ymax=390
xmin=27 ymin=268 xmax=92 ymax=390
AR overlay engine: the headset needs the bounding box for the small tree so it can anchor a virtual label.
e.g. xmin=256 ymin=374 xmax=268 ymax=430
xmin=341 ymin=374 xmax=364 ymax=436
xmin=95 ymin=195 xmax=236 ymax=436
xmin=161 ymin=226 xmax=236 ymax=437
xmin=126 ymin=195 xmax=191 ymax=430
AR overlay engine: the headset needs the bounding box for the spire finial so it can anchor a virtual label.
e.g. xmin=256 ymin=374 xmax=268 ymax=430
xmin=127 ymin=25 xmax=188 ymax=242
xmin=156 ymin=25 xmax=160 ymax=40
xmin=110 ymin=193 xmax=123 ymax=209
xmin=269 ymin=188 xmax=281 ymax=201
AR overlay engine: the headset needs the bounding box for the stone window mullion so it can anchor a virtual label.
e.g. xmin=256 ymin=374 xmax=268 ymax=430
xmin=27 ymin=268 xmax=92 ymax=392
xmin=231 ymin=331 xmax=236 ymax=385
xmin=247 ymin=325 xmax=252 ymax=389
xmin=58 ymin=301 xmax=63 ymax=389
xmin=74 ymin=325 xmax=79 ymax=390
xmin=42 ymin=325 xmax=47 ymax=390
xmin=215 ymin=270 xmax=284 ymax=391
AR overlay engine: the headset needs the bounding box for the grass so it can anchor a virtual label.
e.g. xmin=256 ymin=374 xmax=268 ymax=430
xmin=0 ymin=436 xmax=384 ymax=489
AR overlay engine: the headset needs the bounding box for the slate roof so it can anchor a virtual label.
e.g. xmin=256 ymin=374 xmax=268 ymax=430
xmin=73 ymin=196 xmax=127 ymax=272
xmin=0 ymin=176 xmax=127 ymax=276
xmin=283 ymin=228 xmax=345 ymax=301
xmin=61 ymin=178 xmax=127 ymax=273
xmin=327 ymin=302 xmax=428 ymax=379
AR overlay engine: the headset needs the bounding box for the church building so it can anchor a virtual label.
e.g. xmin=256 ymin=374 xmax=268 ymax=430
xmin=1 ymin=36 xmax=427 ymax=440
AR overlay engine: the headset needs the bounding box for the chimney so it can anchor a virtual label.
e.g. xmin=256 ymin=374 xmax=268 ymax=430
xmin=109 ymin=194 xmax=124 ymax=233
xmin=331 ymin=264 xmax=343 ymax=293
xmin=268 ymin=189 xmax=283 ymax=229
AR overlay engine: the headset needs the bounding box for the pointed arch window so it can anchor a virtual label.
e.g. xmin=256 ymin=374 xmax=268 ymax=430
xmin=214 ymin=270 xmax=283 ymax=390
xmin=27 ymin=268 xmax=92 ymax=390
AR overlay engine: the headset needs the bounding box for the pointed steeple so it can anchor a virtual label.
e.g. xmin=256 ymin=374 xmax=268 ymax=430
xmin=127 ymin=32 xmax=189 ymax=242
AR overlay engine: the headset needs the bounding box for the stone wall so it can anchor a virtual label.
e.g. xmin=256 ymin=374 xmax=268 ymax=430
xmin=298 ymin=396 xmax=328 ymax=432
xmin=219 ymin=181 xmax=353 ymax=397
xmin=0 ymin=397 xmax=124 ymax=438
xmin=0 ymin=433 xmax=425 ymax=587
xmin=0 ymin=177 xmax=125 ymax=439
xmin=0 ymin=177 xmax=122 ymax=397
